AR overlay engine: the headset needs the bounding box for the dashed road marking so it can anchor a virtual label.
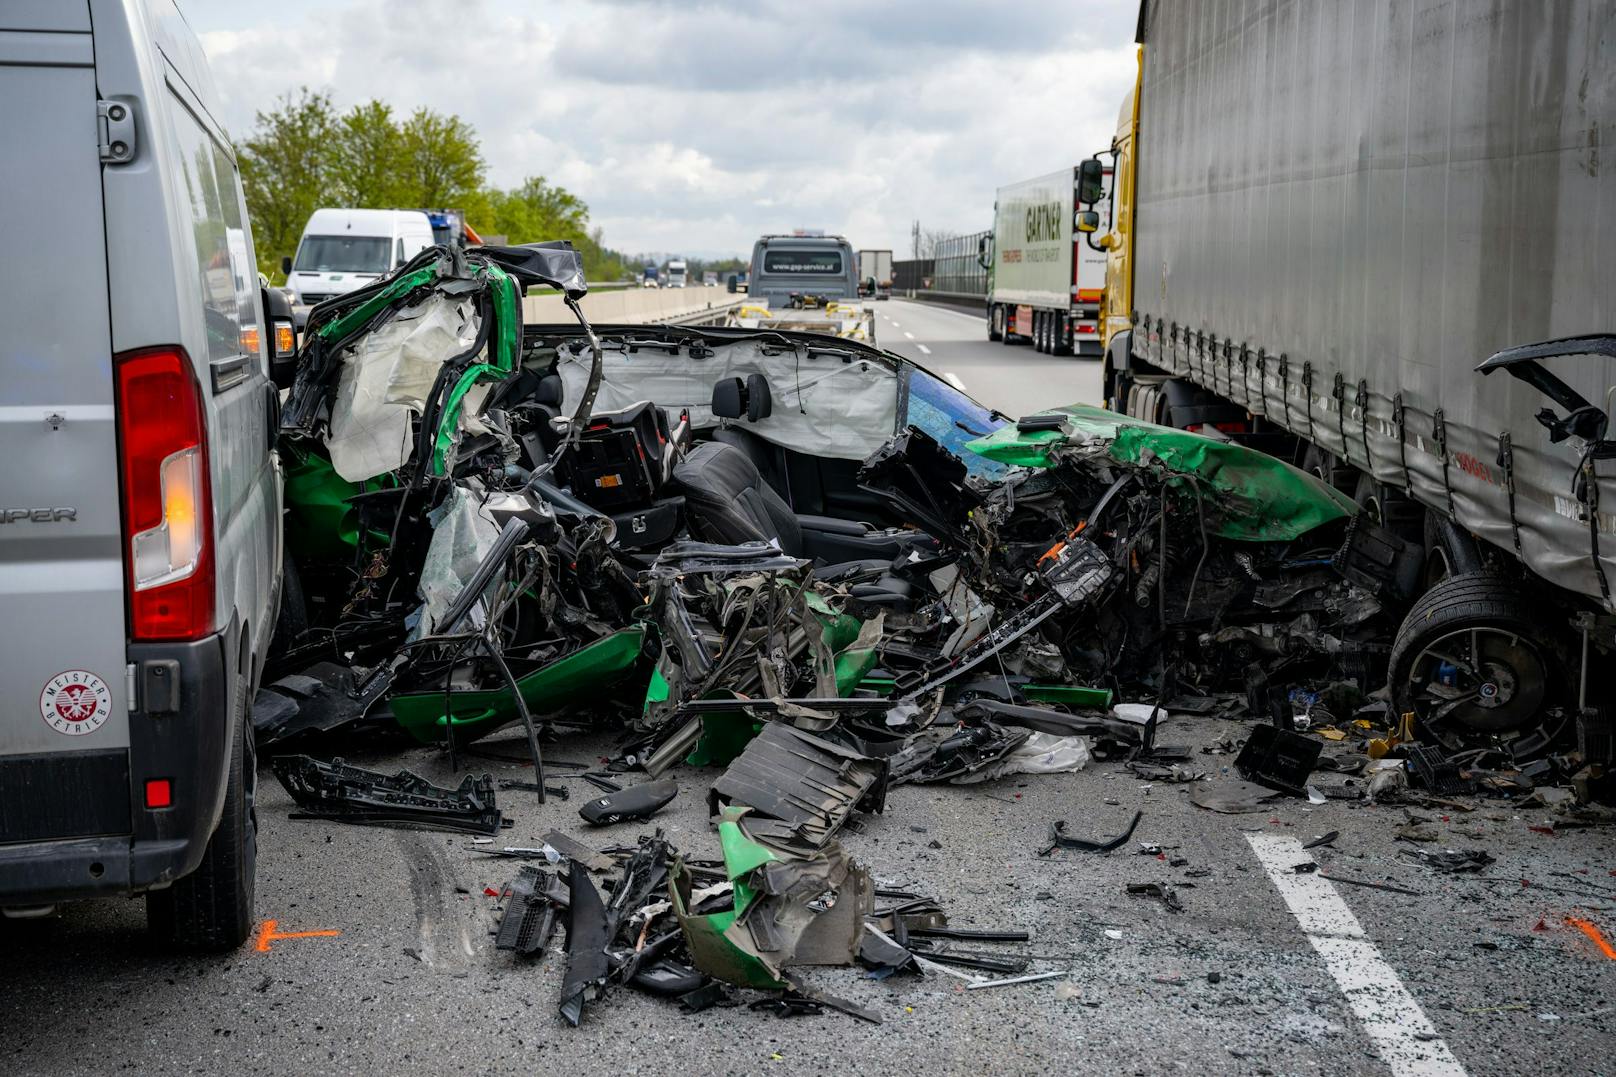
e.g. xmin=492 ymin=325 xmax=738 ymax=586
xmin=1246 ymin=834 xmax=1465 ymax=1076
xmin=904 ymin=331 xmax=915 ymax=339
xmin=942 ymin=372 xmax=967 ymax=392
xmin=916 ymin=344 xmax=932 ymax=355
xmin=890 ymin=321 xmax=900 ymax=328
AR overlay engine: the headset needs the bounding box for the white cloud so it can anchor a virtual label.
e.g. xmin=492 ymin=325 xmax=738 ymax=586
xmin=184 ymin=0 xmax=1139 ymax=257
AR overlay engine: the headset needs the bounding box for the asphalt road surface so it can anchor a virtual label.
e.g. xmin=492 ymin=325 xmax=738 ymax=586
xmin=3 ymin=717 xmax=1612 ymax=1075
xmin=874 ymin=298 xmax=1105 ymax=417
xmin=2 ymin=308 xmax=1612 ymax=1074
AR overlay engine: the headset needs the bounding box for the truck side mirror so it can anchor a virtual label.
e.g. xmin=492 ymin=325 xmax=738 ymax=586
xmin=977 ymin=233 xmax=992 ymax=270
xmin=1077 ymin=158 xmax=1105 ymax=206
xmin=1076 ymin=210 xmax=1100 ymax=234
xmin=280 ymin=254 xmax=292 ymax=276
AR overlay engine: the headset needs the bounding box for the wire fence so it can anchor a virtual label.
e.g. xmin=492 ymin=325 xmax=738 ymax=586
xmin=893 ymin=228 xmax=990 ymax=299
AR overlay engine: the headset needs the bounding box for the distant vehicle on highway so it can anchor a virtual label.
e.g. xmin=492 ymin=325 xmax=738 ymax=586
xmin=1 ymin=0 xmax=289 ymax=950
xmin=642 ymin=264 xmax=660 ymax=287
xmin=420 ymin=208 xmax=483 ymax=249
xmin=748 ymin=234 xmax=859 ymax=309
xmin=979 ymin=166 xmax=1110 ymax=356
xmin=702 ymin=271 xmax=719 ymax=287
xmin=858 ymin=249 xmax=893 ymax=300
xmin=282 ymin=208 xmax=435 ymax=324
xmin=666 ymin=259 xmax=688 ymax=288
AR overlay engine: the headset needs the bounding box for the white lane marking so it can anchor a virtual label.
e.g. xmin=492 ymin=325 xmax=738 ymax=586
xmin=942 ymin=372 xmax=967 ymax=392
xmin=890 ymin=321 xmax=900 ymax=328
xmin=890 ymin=300 xmax=987 ymax=324
xmin=904 ymin=331 xmax=915 ymax=339
xmin=1246 ymin=834 xmax=1466 ymax=1077
xmin=916 ymin=344 xmax=932 ymax=355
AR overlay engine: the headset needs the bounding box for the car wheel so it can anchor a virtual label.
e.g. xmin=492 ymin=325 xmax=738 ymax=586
xmin=1387 ymin=572 xmax=1566 ymax=749
xmin=146 ymin=672 xmax=257 ymax=951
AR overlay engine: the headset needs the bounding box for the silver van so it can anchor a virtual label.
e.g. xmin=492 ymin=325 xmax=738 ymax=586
xmin=747 ymin=235 xmax=860 ymax=309
xmin=0 ymin=0 xmax=283 ymax=949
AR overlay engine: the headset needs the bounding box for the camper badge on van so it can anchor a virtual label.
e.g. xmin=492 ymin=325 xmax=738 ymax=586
xmin=40 ymin=669 xmax=112 ymax=736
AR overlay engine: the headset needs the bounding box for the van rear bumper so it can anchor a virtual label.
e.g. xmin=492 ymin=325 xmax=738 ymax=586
xmin=0 ymin=835 xmax=190 ymax=904
xmin=0 ymin=629 xmax=235 ymax=905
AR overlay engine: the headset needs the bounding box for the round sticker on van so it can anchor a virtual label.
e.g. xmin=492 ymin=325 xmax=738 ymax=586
xmin=40 ymin=670 xmax=112 ymax=736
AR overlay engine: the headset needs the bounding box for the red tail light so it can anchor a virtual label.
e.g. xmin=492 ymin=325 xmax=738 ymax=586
xmin=115 ymin=348 xmax=214 ymax=641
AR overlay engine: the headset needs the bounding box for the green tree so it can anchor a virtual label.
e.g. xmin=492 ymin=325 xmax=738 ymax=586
xmin=329 ymin=100 xmax=404 ymax=206
xmin=237 ymin=88 xmax=337 ymax=279
xmin=395 ymin=108 xmax=485 ymax=207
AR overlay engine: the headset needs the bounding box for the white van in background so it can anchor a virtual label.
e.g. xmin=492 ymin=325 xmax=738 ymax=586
xmin=281 ymin=208 xmax=435 ymax=322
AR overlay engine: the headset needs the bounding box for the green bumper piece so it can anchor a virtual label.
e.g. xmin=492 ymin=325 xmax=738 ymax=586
xmin=669 ymin=809 xmax=788 ymax=990
xmin=390 ymin=627 xmax=647 ymax=745
xmin=1022 ymin=683 xmax=1114 ymax=708
xmin=965 ymin=402 xmax=1357 ymax=542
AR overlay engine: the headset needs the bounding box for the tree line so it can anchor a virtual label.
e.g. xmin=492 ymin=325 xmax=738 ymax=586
xmin=238 ymin=89 xmax=628 ymax=282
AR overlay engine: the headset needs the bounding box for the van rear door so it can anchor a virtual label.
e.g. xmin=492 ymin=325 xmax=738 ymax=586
xmin=0 ymin=1 xmax=132 ymax=838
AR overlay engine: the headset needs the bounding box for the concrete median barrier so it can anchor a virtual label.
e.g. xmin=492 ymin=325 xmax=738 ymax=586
xmin=523 ymin=287 xmax=749 ymax=326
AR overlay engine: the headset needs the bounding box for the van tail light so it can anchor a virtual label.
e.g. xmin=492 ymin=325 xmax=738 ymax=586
xmin=115 ymin=348 xmax=214 ymax=641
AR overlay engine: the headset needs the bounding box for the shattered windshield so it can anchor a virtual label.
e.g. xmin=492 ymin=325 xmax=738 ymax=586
xmin=900 ymin=365 xmax=1009 ymax=479
xmin=293 ymin=235 xmax=391 ymax=273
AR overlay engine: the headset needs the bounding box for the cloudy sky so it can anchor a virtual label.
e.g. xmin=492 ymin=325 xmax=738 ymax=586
xmin=183 ymin=0 xmax=1139 ymax=259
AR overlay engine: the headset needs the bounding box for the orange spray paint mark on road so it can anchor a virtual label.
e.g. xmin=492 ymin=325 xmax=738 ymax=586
xmin=1565 ymin=916 xmax=1616 ymax=960
xmin=255 ymin=918 xmax=341 ymax=953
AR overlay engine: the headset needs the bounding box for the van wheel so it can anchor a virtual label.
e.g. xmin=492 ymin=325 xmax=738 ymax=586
xmin=1387 ymin=573 xmax=1563 ymax=748
xmin=988 ymin=305 xmax=1004 ymax=342
xmin=146 ymin=674 xmax=257 ymax=951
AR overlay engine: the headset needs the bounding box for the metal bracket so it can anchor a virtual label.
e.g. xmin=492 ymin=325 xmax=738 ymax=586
xmin=1332 ymin=372 xmax=1348 ymax=465
xmin=1496 ymin=431 xmax=1522 ymax=557
xmin=1301 ymin=360 xmax=1316 ymax=444
xmin=1255 ymin=348 xmax=1269 ymax=417
xmin=97 ymin=100 xmax=137 ymax=164
xmin=1432 ymin=408 xmax=1456 ymax=520
xmin=1393 ymin=393 xmax=1411 ymax=491
xmin=1277 ymin=354 xmax=1291 ymax=430
xmin=1356 ymin=380 xmax=1372 ymax=473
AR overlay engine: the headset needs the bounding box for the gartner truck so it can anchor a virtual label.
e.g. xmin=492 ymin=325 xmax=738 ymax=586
xmin=858 ymin=249 xmax=892 ymax=299
xmin=981 ymin=166 xmax=1110 ymax=356
xmin=1083 ymin=0 xmax=1616 ymax=759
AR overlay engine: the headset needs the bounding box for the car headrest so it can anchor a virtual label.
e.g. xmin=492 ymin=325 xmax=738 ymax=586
xmin=536 ymin=373 xmax=564 ymax=407
xmin=712 ymin=377 xmax=745 ymax=419
xmin=745 ymin=373 xmax=772 ymax=421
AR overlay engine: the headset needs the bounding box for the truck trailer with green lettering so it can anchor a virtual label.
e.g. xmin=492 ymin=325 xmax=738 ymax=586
xmin=980 ymin=165 xmax=1110 ymax=357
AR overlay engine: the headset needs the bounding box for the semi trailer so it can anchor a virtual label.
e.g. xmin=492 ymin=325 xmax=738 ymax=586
xmin=1084 ymin=0 xmax=1616 ymax=760
xmin=981 ymin=165 xmax=1111 ymax=356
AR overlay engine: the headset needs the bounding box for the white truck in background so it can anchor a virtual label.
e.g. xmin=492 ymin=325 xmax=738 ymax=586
xmin=666 ymin=259 xmax=688 ymax=288
xmin=858 ymin=249 xmax=892 ymax=300
xmin=980 ymin=166 xmax=1111 ymax=356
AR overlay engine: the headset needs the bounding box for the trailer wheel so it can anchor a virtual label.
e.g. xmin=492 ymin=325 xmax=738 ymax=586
xmin=1387 ymin=572 xmax=1564 ymax=748
xmin=988 ymin=305 xmax=1004 ymax=342
xmin=1421 ymin=513 xmax=1485 ymax=589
